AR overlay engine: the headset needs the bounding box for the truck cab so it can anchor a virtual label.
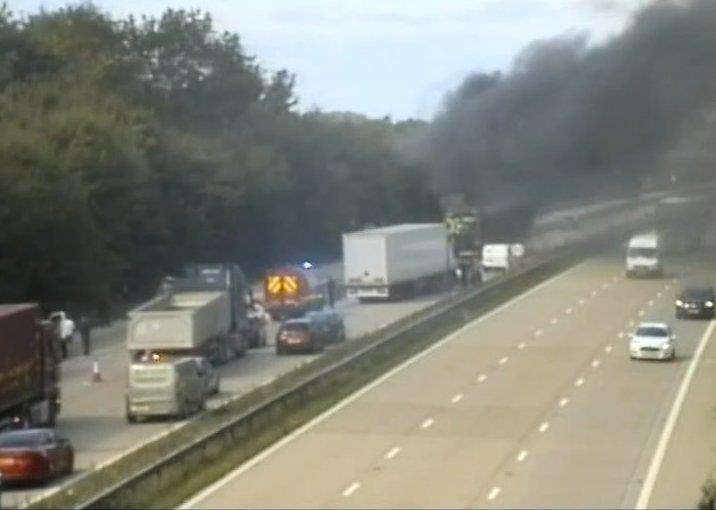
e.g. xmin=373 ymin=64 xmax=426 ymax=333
xmin=626 ymin=233 xmax=661 ymax=278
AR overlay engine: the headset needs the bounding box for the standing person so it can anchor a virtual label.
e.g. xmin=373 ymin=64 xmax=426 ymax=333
xmin=78 ymin=315 xmax=93 ymax=356
xmin=326 ymin=277 xmax=336 ymax=308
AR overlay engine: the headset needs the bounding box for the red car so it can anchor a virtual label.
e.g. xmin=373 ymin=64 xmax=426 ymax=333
xmin=0 ymin=429 xmax=74 ymax=485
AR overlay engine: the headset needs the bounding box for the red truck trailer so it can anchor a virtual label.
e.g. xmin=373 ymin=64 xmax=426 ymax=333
xmin=0 ymin=304 xmax=61 ymax=429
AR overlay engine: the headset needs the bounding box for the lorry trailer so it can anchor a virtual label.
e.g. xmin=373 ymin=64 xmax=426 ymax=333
xmin=127 ymin=291 xmax=238 ymax=364
xmin=0 ymin=304 xmax=61 ymax=429
xmin=343 ymin=223 xmax=453 ymax=301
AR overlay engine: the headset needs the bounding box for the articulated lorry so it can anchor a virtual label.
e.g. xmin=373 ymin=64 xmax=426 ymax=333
xmin=0 ymin=304 xmax=61 ymax=429
xmin=343 ymin=223 xmax=454 ymax=301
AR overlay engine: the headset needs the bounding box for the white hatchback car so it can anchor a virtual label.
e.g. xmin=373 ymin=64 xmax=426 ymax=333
xmin=629 ymin=322 xmax=675 ymax=361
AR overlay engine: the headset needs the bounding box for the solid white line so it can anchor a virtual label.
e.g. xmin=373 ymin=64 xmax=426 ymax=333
xmin=384 ymin=446 xmax=401 ymax=460
xmin=605 ymin=345 xmax=613 ymax=354
xmin=451 ymin=393 xmax=464 ymax=404
xmin=539 ymin=421 xmax=550 ymax=433
xmin=421 ymin=418 xmax=434 ymax=429
xmin=635 ymin=320 xmax=716 ymax=509
xmin=178 ymin=262 xmax=586 ymax=508
xmin=477 ymin=374 xmax=488 ymax=383
xmin=517 ymin=450 xmax=529 ymax=462
xmin=499 ymin=356 xmax=509 ymax=365
xmin=518 ymin=342 xmax=526 ymax=350
xmin=487 ymin=487 xmax=501 ymax=500
xmin=591 ymin=359 xmax=601 ymax=368
xmin=559 ymin=397 xmax=569 ymax=407
xmin=575 ymin=377 xmax=585 ymax=387
xmin=342 ymin=482 xmax=361 ymax=497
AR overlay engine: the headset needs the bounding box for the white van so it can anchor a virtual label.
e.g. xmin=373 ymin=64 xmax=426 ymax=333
xmin=626 ymin=232 xmax=661 ymax=278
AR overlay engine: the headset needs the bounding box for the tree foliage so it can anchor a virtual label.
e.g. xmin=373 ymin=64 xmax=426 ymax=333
xmin=0 ymin=3 xmax=438 ymax=316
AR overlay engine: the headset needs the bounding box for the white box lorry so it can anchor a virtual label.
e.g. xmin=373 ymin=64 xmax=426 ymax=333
xmin=626 ymin=232 xmax=661 ymax=277
xmin=343 ymin=223 xmax=453 ymax=301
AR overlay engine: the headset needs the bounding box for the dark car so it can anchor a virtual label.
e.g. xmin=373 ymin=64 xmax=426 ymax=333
xmin=0 ymin=429 xmax=74 ymax=485
xmin=675 ymin=286 xmax=715 ymax=319
xmin=276 ymin=318 xmax=324 ymax=354
xmin=306 ymin=310 xmax=346 ymax=344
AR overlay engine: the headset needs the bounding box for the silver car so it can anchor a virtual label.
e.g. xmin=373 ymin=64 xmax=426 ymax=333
xmin=629 ymin=322 xmax=676 ymax=361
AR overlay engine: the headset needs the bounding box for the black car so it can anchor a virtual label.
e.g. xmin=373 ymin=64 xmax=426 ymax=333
xmin=306 ymin=310 xmax=346 ymax=343
xmin=675 ymin=286 xmax=715 ymax=319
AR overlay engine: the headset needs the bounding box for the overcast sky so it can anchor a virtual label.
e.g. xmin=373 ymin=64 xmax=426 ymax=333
xmin=13 ymin=0 xmax=651 ymax=120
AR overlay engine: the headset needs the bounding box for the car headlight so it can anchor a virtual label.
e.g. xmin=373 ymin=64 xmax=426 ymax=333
xmin=675 ymin=299 xmax=684 ymax=307
xmin=706 ymin=301 xmax=714 ymax=307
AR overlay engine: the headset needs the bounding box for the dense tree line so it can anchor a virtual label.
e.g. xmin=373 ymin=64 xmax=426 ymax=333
xmin=0 ymin=3 xmax=439 ymax=317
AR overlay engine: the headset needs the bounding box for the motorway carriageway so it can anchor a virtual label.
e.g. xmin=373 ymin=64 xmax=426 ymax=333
xmin=183 ymin=250 xmax=716 ymax=509
xmin=4 ymin=197 xmax=650 ymax=508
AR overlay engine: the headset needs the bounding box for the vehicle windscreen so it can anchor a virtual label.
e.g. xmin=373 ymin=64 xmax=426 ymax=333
xmin=282 ymin=323 xmax=309 ymax=332
xmin=0 ymin=432 xmax=46 ymax=447
xmin=635 ymin=327 xmax=668 ymax=337
xmin=683 ymin=289 xmax=713 ymax=300
xmin=628 ymin=247 xmax=657 ymax=258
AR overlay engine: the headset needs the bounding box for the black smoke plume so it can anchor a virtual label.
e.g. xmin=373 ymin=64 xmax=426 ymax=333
xmin=429 ymin=0 xmax=716 ymax=239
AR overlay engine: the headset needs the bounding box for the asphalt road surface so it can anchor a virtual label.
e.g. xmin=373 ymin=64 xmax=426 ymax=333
xmin=184 ymin=248 xmax=716 ymax=509
xmin=4 ymin=197 xmax=654 ymax=508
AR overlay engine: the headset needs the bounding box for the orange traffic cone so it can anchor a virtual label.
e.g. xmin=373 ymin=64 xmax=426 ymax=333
xmin=92 ymin=359 xmax=102 ymax=383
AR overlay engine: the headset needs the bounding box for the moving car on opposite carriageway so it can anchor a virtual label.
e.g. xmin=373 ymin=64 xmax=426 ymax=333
xmin=629 ymin=322 xmax=676 ymax=361
xmin=675 ymin=286 xmax=715 ymax=320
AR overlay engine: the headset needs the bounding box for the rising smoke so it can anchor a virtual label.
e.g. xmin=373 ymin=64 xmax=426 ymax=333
xmin=429 ymin=0 xmax=716 ymax=239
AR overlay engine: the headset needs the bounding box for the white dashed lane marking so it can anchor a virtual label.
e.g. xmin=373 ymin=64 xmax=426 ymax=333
xmin=648 ymin=300 xmax=654 ymax=306
xmin=550 ymin=318 xmax=558 ymax=325
xmin=539 ymin=421 xmax=550 ymax=433
xmin=518 ymin=342 xmax=526 ymax=350
xmin=517 ymin=450 xmax=529 ymax=463
xmin=575 ymin=377 xmax=585 ymax=387
xmin=534 ymin=329 xmax=544 ymax=337
xmin=451 ymin=393 xmax=464 ymax=404
xmin=559 ymin=397 xmax=569 ymax=407
xmin=618 ymin=332 xmax=625 ymax=339
xmin=421 ymin=418 xmax=434 ymax=429
xmin=499 ymin=356 xmax=509 ymax=365
xmin=579 ymin=298 xmax=586 ymax=305
xmin=342 ymin=482 xmax=361 ymax=497
xmin=591 ymin=359 xmax=601 ymax=368
xmin=477 ymin=374 xmax=487 ymax=383
xmin=384 ymin=447 xmax=401 ymax=460
xmin=638 ymin=310 xmax=645 ymax=317
xmin=605 ymin=345 xmax=613 ymax=353
xmin=487 ymin=487 xmax=501 ymax=501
